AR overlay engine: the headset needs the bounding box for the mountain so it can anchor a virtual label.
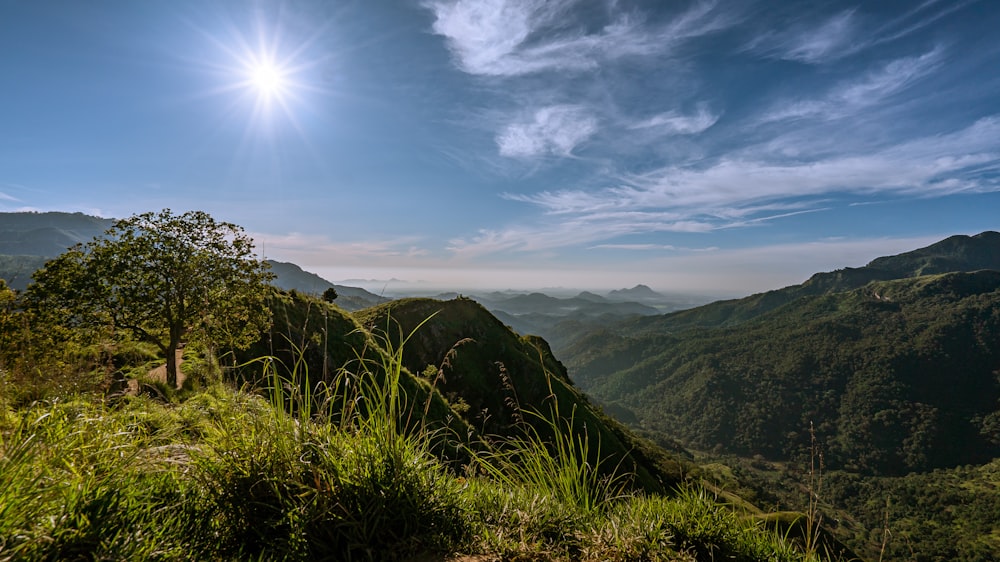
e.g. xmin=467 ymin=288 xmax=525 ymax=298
xmin=229 ymin=292 xmax=687 ymax=493
xmin=568 ymin=270 xmax=1000 ymax=473
xmin=353 ymin=297 xmax=687 ymax=491
xmin=0 ymin=212 xmax=114 ymax=290
xmin=0 ymin=212 xmax=113 ymax=256
xmin=559 ymin=232 xmax=1000 ymax=560
xmin=0 ymin=255 xmax=49 ymax=291
xmin=265 ymin=260 xmax=387 ymax=311
xmin=618 ymin=231 xmax=1000 ymax=334
xmin=0 ymin=212 xmax=381 ymax=304
xmin=574 ymin=290 xmax=606 ymax=302
xmin=563 ymin=233 xmax=1000 ymax=473
xmin=465 ymin=291 xmax=664 ymax=351
xmin=607 ymin=284 xmax=664 ymax=302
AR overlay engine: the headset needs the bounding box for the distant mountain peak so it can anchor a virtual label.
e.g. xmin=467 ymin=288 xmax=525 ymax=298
xmin=608 ymin=284 xmax=663 ymax=300
xmin=575 ymin=290 xmax=607 ymax=302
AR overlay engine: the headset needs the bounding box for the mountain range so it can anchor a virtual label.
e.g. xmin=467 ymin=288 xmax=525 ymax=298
xmin=0 ymin=212 xmax=384 ymax=309
xmin=4 ymin=211 xmax=1000 ymax=559
xmin=556 ymin=231 xmax=1000 ymax=560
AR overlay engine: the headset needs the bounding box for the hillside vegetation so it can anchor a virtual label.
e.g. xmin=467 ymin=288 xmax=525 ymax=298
xmin=570 ymin=271 xmax=1000 ymax=475
xmin=560 ymin=232 xmax=1000 ymax=560
xmin=0 ymin=284 xmax=834 ymax=561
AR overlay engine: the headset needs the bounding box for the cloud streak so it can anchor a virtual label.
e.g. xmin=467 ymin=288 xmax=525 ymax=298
xmin=441 ymin=117 xmax=1000 ymax=256
xmin=497 ymin=105 xmax=598 ymax=158
xmin=748 ymin=1 xmax=974 ymax=64
xmin=762 ymin=48 xmax=943 ymax=122
xmin=629 ymin=104 xmax=720 ymax=135
xmin=423 ymin=0 xmax=732 ymax=77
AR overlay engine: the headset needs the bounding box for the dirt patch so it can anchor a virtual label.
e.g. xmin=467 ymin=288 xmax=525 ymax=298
xmin=146 ymin=349 xmax=186 ymax=389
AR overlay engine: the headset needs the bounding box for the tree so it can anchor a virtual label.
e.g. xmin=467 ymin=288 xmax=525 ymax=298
xmin=322 ymin=287 xmax=338 ymax=303
xmin=0 ymin=279 xmax=17 ymax=364
xmin=27 ymin=209 xmax=274 ymax=388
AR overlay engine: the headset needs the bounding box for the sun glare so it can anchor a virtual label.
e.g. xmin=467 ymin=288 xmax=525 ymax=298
xmin=249 ymin=60 xmax=286 ymax=99
xmin=193 ymin=12 xmax=332 ymax=144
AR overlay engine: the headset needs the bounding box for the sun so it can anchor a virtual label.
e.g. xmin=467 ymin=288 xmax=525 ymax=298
xmin=243 ymin=55 xmax=290 ymax=104
xmin=250 ymin=61 xmax=286 ymax=98
xmin=192 ymin=14 xmax=330 ymax=137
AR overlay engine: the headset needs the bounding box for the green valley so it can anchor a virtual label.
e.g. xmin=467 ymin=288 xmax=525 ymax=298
xmin=560 ymin=233 xmax=1000 ymax=560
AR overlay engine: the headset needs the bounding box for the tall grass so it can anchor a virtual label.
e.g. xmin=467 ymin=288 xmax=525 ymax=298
xmin=195 ymin=312 xmax=472 ymax=560
xmin=0 ymin=397 xmax=204 ymax=561
xmin=1 ymin=306 xmax=834 ymax=561
xmin=472 ymin=367 xmax=627 ymax=514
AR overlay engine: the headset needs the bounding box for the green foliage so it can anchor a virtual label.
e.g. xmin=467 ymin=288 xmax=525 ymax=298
xmin=472 ymin=371 xmax=629 ymax=515
xmin=25 ymin=209 xmax=274 ymax=388
xmin=357 ymin=297 xmax=688 ymax=492
xmin=1 ymin=296 xmax=831 ymax=561
xmin=0 ymin=255 xmax=49 ymax=292
xmin=227 ymin=291 xmax=471 ymax=450
xmin=569 ymin=271 xmax=1000 ymax=476
xmin=721 ymin=454 xmax=1000 ymax=561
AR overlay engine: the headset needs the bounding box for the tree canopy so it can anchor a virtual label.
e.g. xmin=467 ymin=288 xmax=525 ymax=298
xmin=27 ymin=209 xmax=274 ymax=388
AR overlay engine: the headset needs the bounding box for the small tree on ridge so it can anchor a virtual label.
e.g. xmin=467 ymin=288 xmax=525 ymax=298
xmin=27 ymin=209 xmax=274 ymax=388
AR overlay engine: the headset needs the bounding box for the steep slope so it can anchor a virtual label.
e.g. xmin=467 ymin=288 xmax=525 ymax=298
xmin=226 ymin=290 xmax=470 ymax=455
xmin=568 ymin=270 xmax=1000 ymax=476
xmin=0 ymin=212 xmax=113 ymax=256
xmin=225 ymin=292 xmax=686 ymax=492
xmin=619 ymin=231 xmax=1000 ymax=333
xmin=354 ymin=297 xmax=687 ymax=492
xmin=266 ymin=260 xmax=387 ymax=310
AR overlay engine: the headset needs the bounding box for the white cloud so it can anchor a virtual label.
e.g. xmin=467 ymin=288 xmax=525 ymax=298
xmin=589 ymin=243 xmax=678 ymax=251
xmin=497 ymin=105 xmax=598 ymax=158
xmin=748 ymin=2 xmax=963 ymax=65
xmin=763 ymin=48 xmax=943 ymax=122
xmin=630 ymin=104 xmax=719 ymax=135
xmin=778 ymin=10 xmax=858 ymax=64
xmin=423 ymin=0 xmax=732 ymax=77
xmin=443 ymin=117 xmax=1000 ymax=256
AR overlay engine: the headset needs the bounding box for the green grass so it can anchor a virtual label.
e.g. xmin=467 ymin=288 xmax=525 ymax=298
xmin=0 ymin=388 xmax=831 ymax=561
xmin=1 ymin=308 xmax=833 ymax=561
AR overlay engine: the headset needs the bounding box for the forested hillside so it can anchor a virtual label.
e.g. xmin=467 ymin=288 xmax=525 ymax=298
xmin=560 ymin=232 xmax=1000 ymax=559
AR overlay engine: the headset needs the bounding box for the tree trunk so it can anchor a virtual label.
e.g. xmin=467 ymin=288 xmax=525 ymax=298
xmin=165 ymin=341 xmax=178 ymax=389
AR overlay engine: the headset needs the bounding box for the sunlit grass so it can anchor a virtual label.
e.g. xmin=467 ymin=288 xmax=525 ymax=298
xmin=0 ymin=311 xmax=829 ymax=561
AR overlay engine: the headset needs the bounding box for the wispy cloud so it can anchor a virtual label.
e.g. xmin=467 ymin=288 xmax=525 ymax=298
xmin=587 ymin=243 xmax=720 ymax=252
xmin=445 ymin=117 xmax=1000 ymax=256
xmin=423 ymin=0 xmax=732 ymax=77
xmin=589 ymin=243 xmax=677 ymax=251
xmin=748 ymin=1 xmax=973 ymax=64
xmin=540 ymin=116 xmax=999 ymax=212
xmin=629 ymin=104 xmax=719 ymax=135
xmin=497 ymin=105 xmax=598 ymax=158
xmin=871 ymin=0 xmax=976 ymax=46
xmin=0 ymin=182 xmax=27 ymax=203
xmin=447 ymin=213 xmax=717 ymax=258
xmin=772 ymin=9 xmax=859 ymax=64
xmin=762 ymin=48 xmax=943 ymax=122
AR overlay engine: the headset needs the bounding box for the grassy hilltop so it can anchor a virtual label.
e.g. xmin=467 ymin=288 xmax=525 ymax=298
xmin=0 ymin=286 xmax=837 ymax=561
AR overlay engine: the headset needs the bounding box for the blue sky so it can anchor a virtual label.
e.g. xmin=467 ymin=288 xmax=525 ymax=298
xmin=2 ymin=0 xmax=999 ymax=295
